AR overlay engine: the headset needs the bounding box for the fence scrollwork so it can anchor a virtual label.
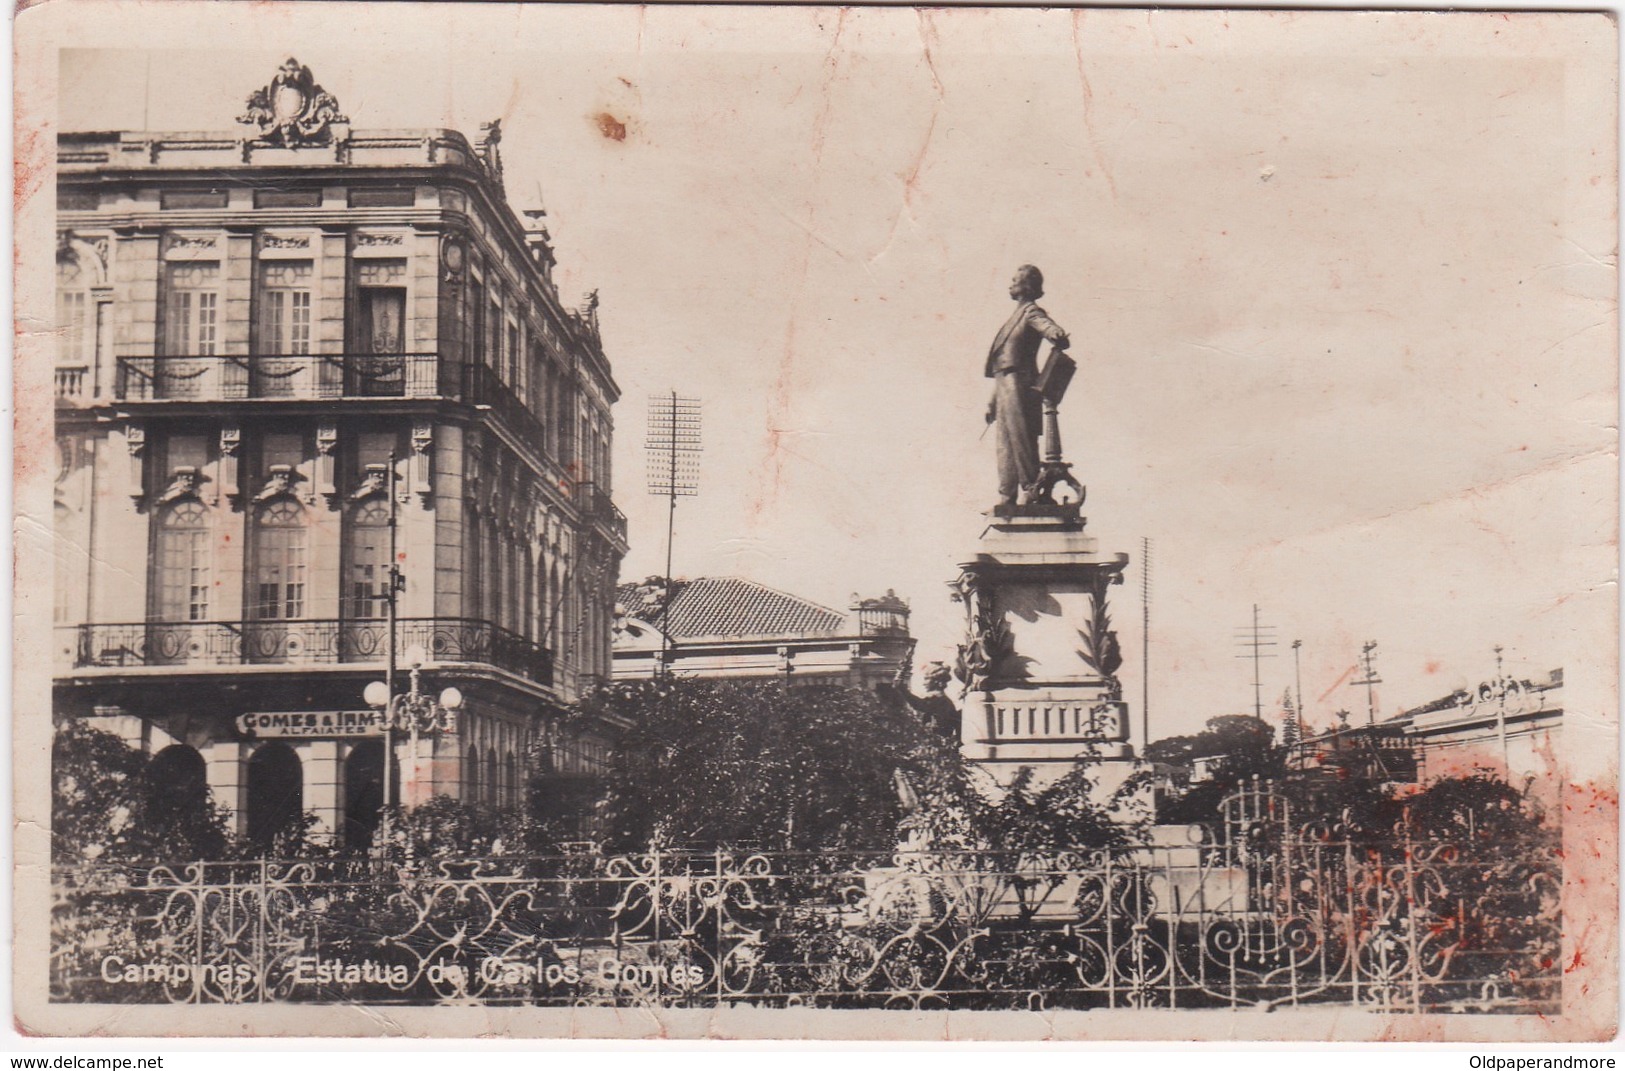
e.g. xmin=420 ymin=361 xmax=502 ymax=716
xmin=50 ymin=786 xmax=1560 ymax=1013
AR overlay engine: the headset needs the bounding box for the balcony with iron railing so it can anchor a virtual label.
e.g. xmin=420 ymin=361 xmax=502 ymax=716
xmin=58 ymin=616 xmax=553 ymax=688
xmin=573 ymin=480 xmax=628 ymax=545
xmin=109 ymin=353 xmax=561 ymax=464
xmin=460 ymin=361 xmax=548 ymax=453
xmin=114 ymin=353 xmax=448 ymax=402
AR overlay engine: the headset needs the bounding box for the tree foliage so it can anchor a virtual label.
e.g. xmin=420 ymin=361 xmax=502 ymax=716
xmin=51 ymin=720 xmax=232 ymax=863
xmin=1146 ymin=714 xmax=1285 ymax=824
xmin=908 ymin=759 xmax=1147 ymax=858
xmin=572 ymin=678 xmax=959 ymax=851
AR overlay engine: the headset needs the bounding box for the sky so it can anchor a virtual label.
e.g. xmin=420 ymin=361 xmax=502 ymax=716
xmin=49 ymin=6 xmax=1617 ymax=746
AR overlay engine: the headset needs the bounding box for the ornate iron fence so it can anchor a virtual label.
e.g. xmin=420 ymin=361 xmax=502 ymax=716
xmin=50 ymin=787 xmax=1559 ymax=1011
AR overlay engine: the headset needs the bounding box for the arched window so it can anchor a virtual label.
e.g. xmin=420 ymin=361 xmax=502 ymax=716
xmin=344 ymin=499 xmax=391 ymax=620
xmin=246 ymin=742 xmax=303 ymax=851
xmin=343 ymin=740 xmax=395 ymax=850
xmin=251 ymin=499 xmax=307 ymax=620
xmin=155 ymin=500 xmax=210 ymax=621
xmin=144 ymin=744 xmax=209 ymax=816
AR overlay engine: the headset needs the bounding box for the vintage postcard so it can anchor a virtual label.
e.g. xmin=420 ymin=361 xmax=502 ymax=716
xmin=13 ymin=1 xmax=1619 ymax=1041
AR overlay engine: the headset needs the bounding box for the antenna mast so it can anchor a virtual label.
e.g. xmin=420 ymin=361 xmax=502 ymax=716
xmin=645 ymin=392 xmax=701 ymax=672
xmin=1140 ymin=536 xmax=1151 ymax=751
xmin=1234 ymin=604 xmax=1277 ymax=719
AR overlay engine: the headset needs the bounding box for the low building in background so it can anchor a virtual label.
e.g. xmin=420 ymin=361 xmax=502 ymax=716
xmin=1293 ymin=717 xmax=1420 ymax=785
xmin=1395 ymin=667 xmax=1563 ymax=784
xmin=612 ymin=577 xmax=914 ymax=689
xmin=1293 ymin=666 xmax=1563 ymax=788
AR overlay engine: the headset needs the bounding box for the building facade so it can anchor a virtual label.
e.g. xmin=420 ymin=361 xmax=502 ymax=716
xmin=612 ymin=577 xmax=915 ymax=689
xmin=1293 ymin=667 xmax=1562 ymax=789
xmin=1396 ymin=667 xmax=1563 ymax=784
xmin=52 ymin=60 xmax=628 ymax=849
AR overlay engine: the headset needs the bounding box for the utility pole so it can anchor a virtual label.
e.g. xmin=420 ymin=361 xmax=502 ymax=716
xmin=1352 ymin=640 xmax=1382 ymax=726
xmin=1235 ymin=604 xmax=1278 ymax=720
xmin=384 ymin=452 xmax=400 ymax=811
xmin=645 ymin=393 xmax=701 ymax=673
xmin=1291 ymin=638 xmax=1305 ymax=763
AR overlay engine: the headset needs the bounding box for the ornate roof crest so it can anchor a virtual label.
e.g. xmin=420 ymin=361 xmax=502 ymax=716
xmin=238 ymin=58 xmax=349 ymax=147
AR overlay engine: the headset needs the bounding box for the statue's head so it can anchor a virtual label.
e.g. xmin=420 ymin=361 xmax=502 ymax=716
xmin=1010 ymin=264 xmax=1044 ymax=301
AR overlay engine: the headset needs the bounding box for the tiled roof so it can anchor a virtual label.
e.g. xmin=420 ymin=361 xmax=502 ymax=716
xmin=615 ymin=576 xmax=849 ymax=640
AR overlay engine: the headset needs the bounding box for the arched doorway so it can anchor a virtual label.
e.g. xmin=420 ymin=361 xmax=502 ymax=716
xmin=141 ymin=744 xmax=219 ymax=855
xmin=245 ymin=742 xmax=303 ymax=851
xmin=343 ymin=740 xmax=396 ymax=850
xmin=145 ymin=744 xmax=208 ymax=814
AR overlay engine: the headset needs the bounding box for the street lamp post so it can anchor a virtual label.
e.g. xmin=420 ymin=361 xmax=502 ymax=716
xmin=359 ymin=453 xmax=465 ymax=858
xmin=365 ymin=643 xmax=464 ymax=858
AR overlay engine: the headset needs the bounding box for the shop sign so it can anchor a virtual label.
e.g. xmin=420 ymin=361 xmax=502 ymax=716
xmin=236 ymin=710 xmax=386 ymax=738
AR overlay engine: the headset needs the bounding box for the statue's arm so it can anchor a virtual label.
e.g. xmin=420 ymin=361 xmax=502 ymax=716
xmin=1026 ymin=305 xmax=1070 ymax=348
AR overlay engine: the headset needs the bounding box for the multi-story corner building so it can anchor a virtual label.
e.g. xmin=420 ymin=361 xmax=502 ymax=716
xmin=612 ymin=576 xmax=915 ymax=689
xmin=51 ymin=59 xmax=628 ymax=849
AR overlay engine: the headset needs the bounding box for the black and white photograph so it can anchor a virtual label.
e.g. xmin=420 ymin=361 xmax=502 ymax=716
xmin=12 ymin=1 xmax=1618 ymax=1041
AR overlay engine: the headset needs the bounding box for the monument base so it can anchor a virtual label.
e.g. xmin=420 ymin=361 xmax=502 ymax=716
xmin=952 ymin=503 xmax=1141 ymax=806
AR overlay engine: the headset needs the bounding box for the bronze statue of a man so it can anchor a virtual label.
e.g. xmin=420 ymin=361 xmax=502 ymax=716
xmin=985 ymin=265 xmax=1069 ymax=507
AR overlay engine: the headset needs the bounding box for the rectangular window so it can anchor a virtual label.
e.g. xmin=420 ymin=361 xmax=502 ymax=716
xmin=355 ymin=432 xmax=398 ymax=474
xmin=57 ymin=291 xmax=88 ymax=365
xmin=58 ymin=190 xmax=98 ymax=211
xmin=161 ymin=190 xmax=229 ymax=210
xmin=348 ymin=188 xmax=415 ymax=208
xmin=259 ymin=261 xmax=313 ymax=354
xmin=254 ymin=188 xmax=322 ymax=209
xmin=352 ymin=272 xmax=407 ymax=397
xmin=350 ymin=561 xmax=380 ymax=618
xmin=357 ymin=290 xmax=406 ymax=354
xmin=356 ymin=260 xmax=407 ymax=286
xmin=185 ymin=534 xmax=210 ymax=620
xmin=253 ymin=516 xmax=307 ymax=621
xmin=469 ymin=280 xmax=486 ymax=366
xmin=164 ymin=262 xmax=221 ymax=356
xmin=355 ymin=259 xmax=408 ymax=358
xmin=263 ymin=436 xmax=304 ymax=473
xmin=167 ymin=434 xmax=209 ymax=472
xmin=487 ymin=300 xmax=502 ymax=371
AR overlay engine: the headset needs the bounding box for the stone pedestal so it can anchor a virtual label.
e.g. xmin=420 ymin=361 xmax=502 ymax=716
xmin=952 ymin=504 xmax=1137 ymax=794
